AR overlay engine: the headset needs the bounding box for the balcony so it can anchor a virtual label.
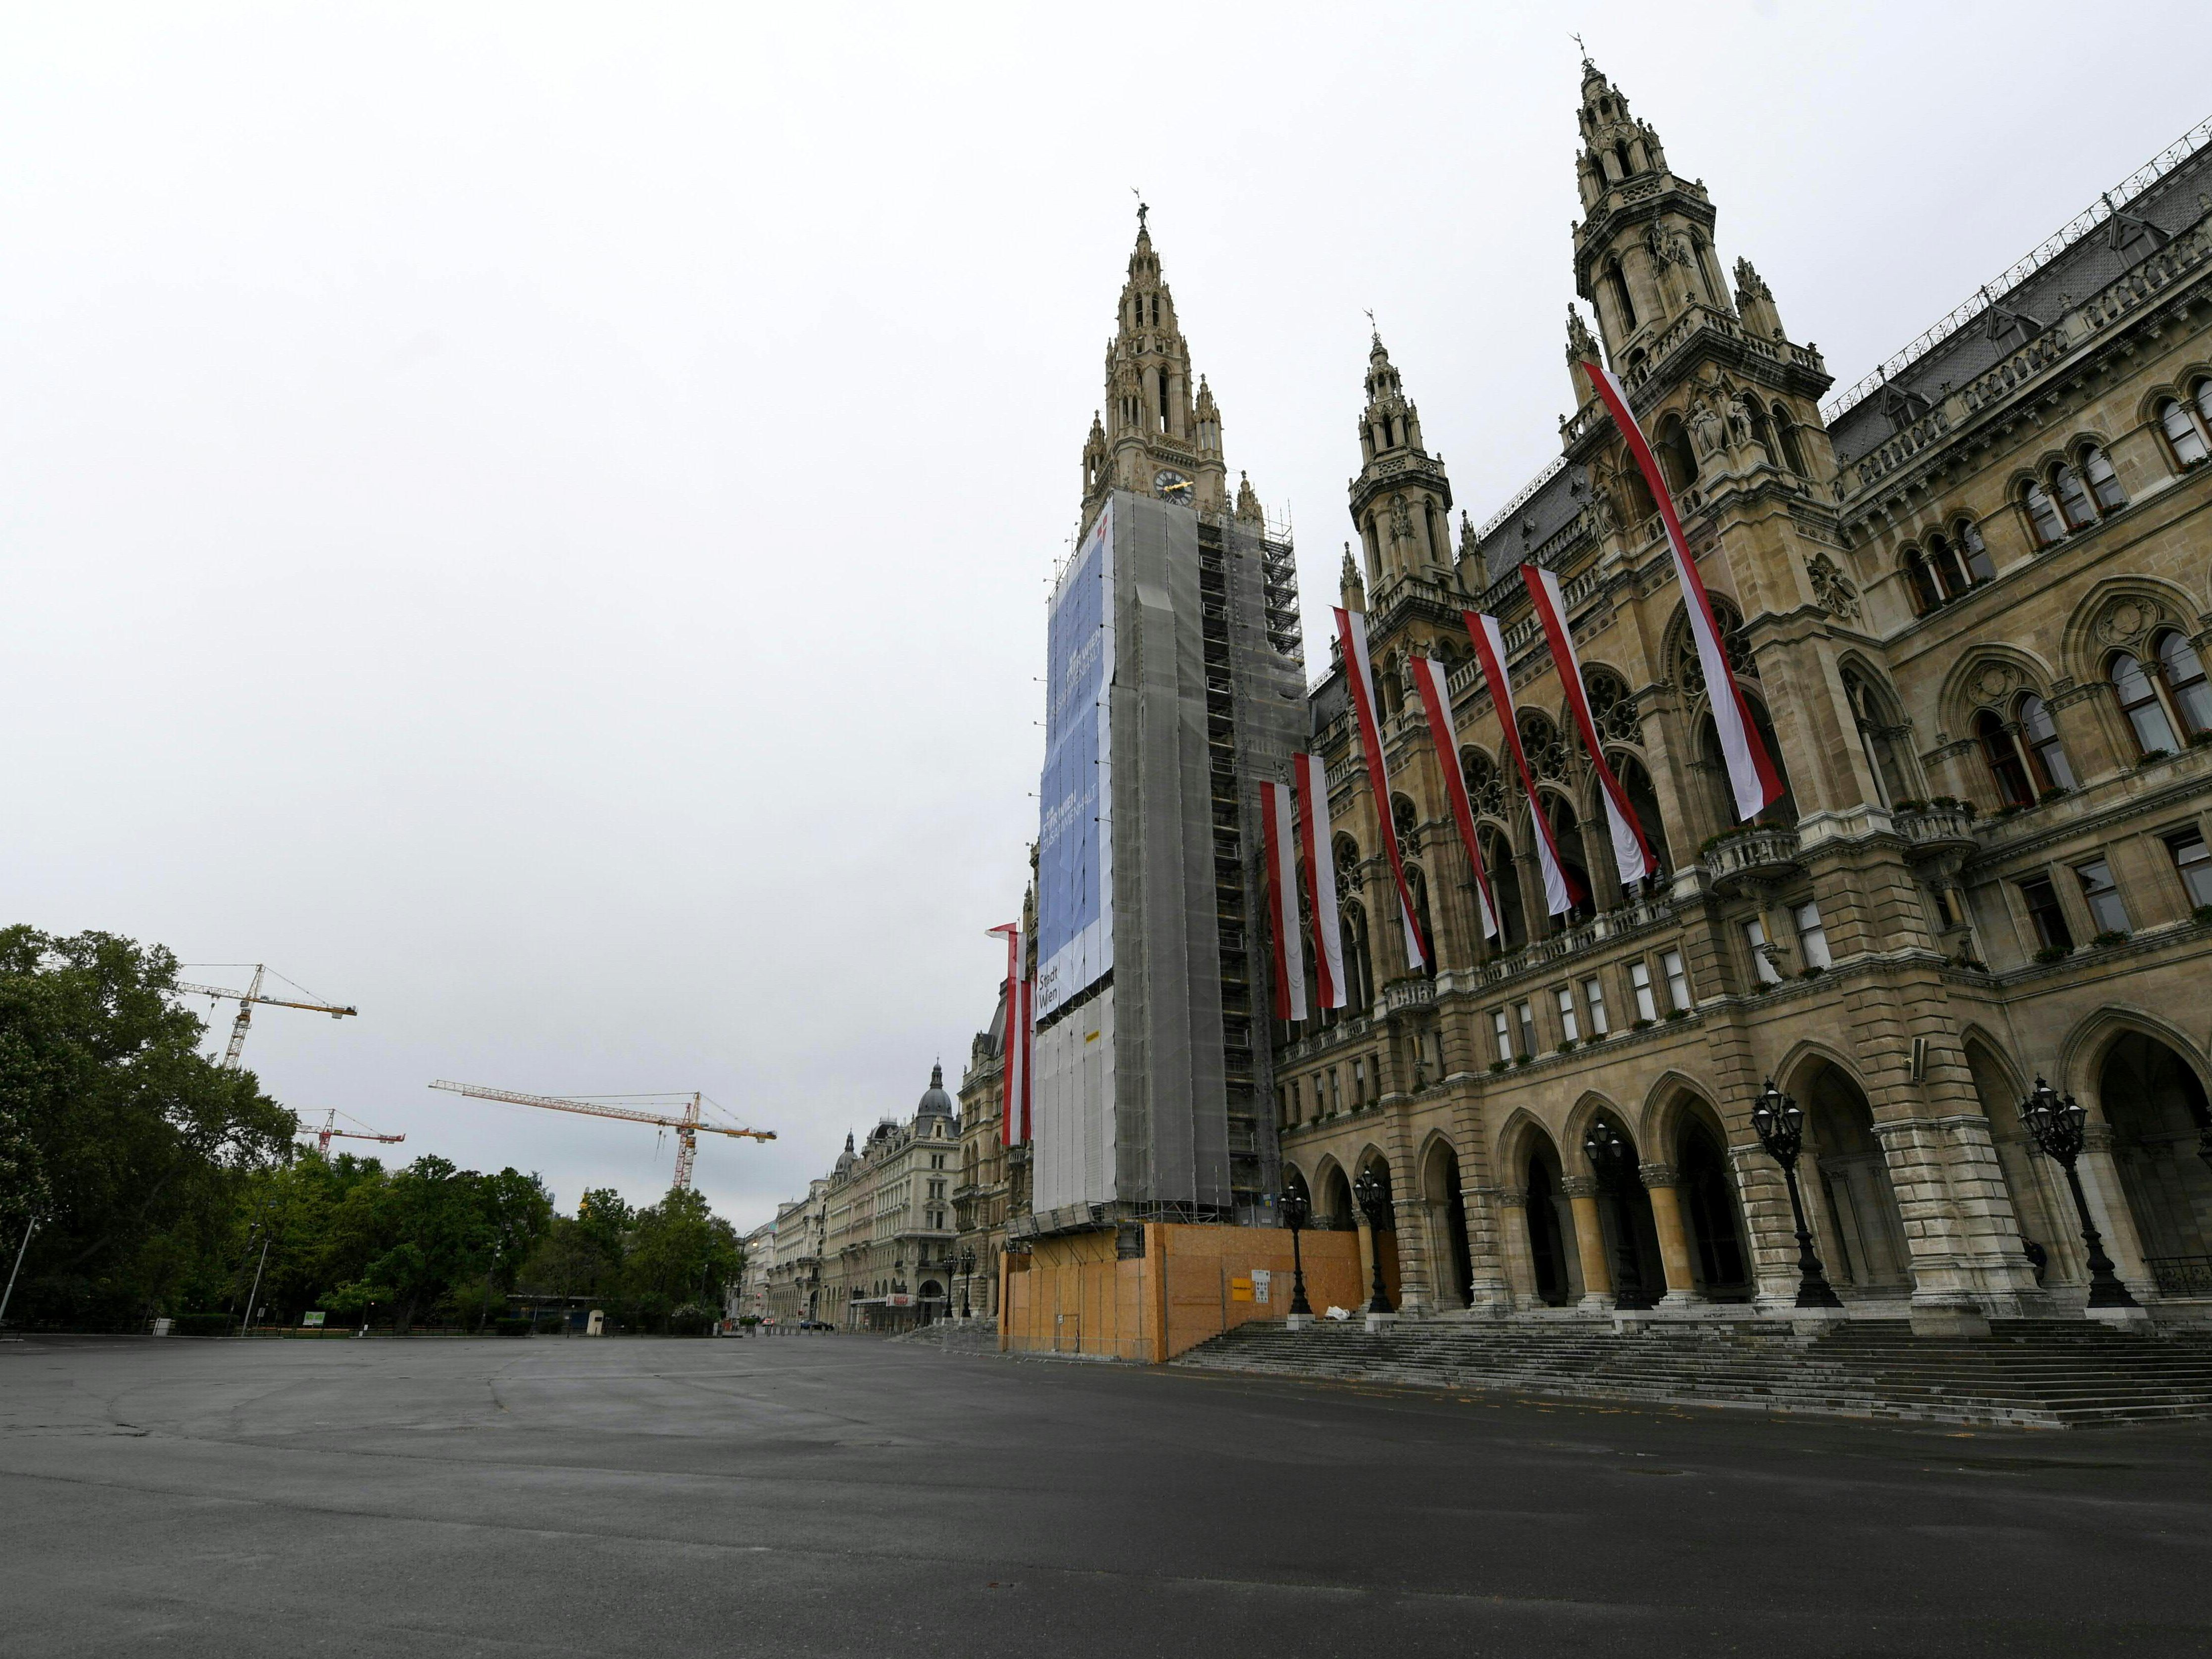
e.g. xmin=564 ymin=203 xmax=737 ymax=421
xmin=1381 ymin=977 xmax=1435 ymax=1018
xmin=1702 ymin=825 xmax=1803 ymax=895
xmin=1893 ymin=802 xmax=1977 ymax=859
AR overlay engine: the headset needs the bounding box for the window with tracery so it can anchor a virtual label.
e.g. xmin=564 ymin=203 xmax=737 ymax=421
xmin=1585 ymin=668 xmax=1639 ymax=743
xmin=1460 ymin=747 xmax=1507 ymax=818
xmin=1519 ymin=712 xmax=1569 ymax=781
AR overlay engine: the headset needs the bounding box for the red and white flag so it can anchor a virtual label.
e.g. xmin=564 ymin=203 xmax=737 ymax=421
xmin=1463 ymin=609 xmax=1585 ymax=918
xmin=1332 ymin=606 xmax=1428 ymax=971
xmin=1260 ymin=781 xmax=1309 ymax=1023
xmin=1522 ymin=563 xmax=1654 ymax=889
xmin=1408 ymin=655 xmax=1498 ymax=940
xmin=1579 ymin=357 xmax=1783 ymax=821
xmin=985 ymin=923 xmax=1031 ymax=1146
xmin=1293 ymin=751 xmax=1348 ymax=1010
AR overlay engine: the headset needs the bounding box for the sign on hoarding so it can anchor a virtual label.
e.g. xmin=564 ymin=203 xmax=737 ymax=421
xmin=1036 ymin=499 xmax=1114 ymax=1019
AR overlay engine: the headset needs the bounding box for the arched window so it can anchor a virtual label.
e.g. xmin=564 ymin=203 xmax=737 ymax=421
xmin=2082 ymin=444 xmax=2128 ymax=512
xmin=2018 ymin=692 xmax=2074 ymax=792
xmin=1771 ymin=406 xmax=1807 ymax=476
xmin=1621 ymin=464 xmax=1659 ymax=526
xmin=1903 ymin=549 xmax=1941 ymax=616
xmin=1657 ymin=416 xmax=1697 ymax=493
xmin=2112 ymin=651 xmax=2180 ymax=755
xmin=1605 ymin=257 xmax=1638 ymax=334
xmin=2051 ymin=462 xmax=2098 ymax=531
xmin=1613 ymin=141 xmax=1634 ymax=181
xmin=1958 ymin=519 xmax=1997 ymax=584
xmin=2156 ymin=630 xmax=2212 ymax=736
xmin=1584 ymin=668 xmax=1639 ymax=744
xmin=1392 ymin=793 xmax=1420 ymax=842
xmin=1519 ymin=712 xmax=1567 ymax=781
xmin=1615 ymin=755 xmax=1670 ymax=871
xmin=1926 ymin=533 xmax=1972 ymax=596
xmin=1546 ymin=796 xmax=1594 ymax=927
xmin=1744 ymin=398 xmax=1773 ymax=460
xmin=2159 ymin=397 xmax=2210 ymax=468
xmin=2022 ymin=479 xmax=2066 ymax=546
xmin=1405 ymin=864 xmax=1436 ymax=975
xmin=1977 ymin=710 xmax=2035 ymax=808
xmin=1480 ymin=827 xmax=1525 ymax=949
xmin=1844 ymin=670 xmax=1912 ymax=806
xmin=1340 ymin=900 xmax=1375 ymax=1012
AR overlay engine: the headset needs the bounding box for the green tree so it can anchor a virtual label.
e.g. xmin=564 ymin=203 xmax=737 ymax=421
xmin=0 ymin=927 xmax=293 ymax=1326
xmin=623 ymin=1187 xmax=740 ymax=1332
xmin=349 ymin=1156 xmax=495 ymax=1333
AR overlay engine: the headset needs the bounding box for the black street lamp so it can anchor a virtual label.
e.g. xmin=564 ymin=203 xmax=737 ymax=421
xmin=958 ymin=1246 xmax=975 ymax=1319
xmin=1278 ymin=1184 xmax=1314 ymax=1319
xmin=1351 ymin=1167 xmax=1394 ymax=1315
xmin=2019 ymin=1077 xmax=2138 ymax=1310
xmin=1748 ymin=1079 xmax=1844 ymax=1310
xmin=1582 ymin=1122 xmax=1655 ymax=1312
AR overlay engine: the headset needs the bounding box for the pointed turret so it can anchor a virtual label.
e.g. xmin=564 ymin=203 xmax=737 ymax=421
xmin=1340 ymin=543 xmax=1366 ymax=614
xmin=1733 ymin=257 xmax=1785 ymax=341
xmin=1346 ymin=330 xmax=1453 ymax=596
xmin=1082 ymin=208 xmax=1228 ymax=526
xmin=1234 ymin=470 xmax=1264 ymax=526
xmin=1570 ymin=61 xmax=1730 ymax=365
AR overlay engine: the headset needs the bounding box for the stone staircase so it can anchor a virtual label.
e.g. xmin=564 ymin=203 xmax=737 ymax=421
xmin=1173 ymin=1317 xmax=2212 ymax=1428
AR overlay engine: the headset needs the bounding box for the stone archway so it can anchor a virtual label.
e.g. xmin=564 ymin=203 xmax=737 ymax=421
xmin=1314 ymin=1160 xmax=1354 ymax=1233
xmin=1518 ymin=1125 xmax=1577 ymax=1307
xmin=1674 ymin=1109 xmax=1751 ymax=1300
xmin=1577 ymin=1110 xmax=1668 ymax=1308
xmin=1420 ymin=1137 xmax=1473 ymax=1310
xmin=2098 ymin=1031 xmax=2212 ymax=1286
xmin=1799 ymin=1060 xmax=1912 ymax=1296
xmin=1966 ymin=1034 xmax=2078 ymax=1291
xmin=1355 ymin=1151 xmax=1402 ymax=1308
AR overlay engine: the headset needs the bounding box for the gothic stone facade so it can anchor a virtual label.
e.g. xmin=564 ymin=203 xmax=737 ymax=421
xmin=1267 ymin=64 xmax=2212 ymax=1331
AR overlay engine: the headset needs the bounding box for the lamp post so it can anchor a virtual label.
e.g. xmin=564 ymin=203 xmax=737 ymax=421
xmin=2018 ymin=1076 xmax=2138 ymax=1310
xmin=1747 ymin=1078 xmax=1844 ymax=1310
xmin=1351 ymin=1167 xmax=1394 ymax=1315
xmin=1278 ymin=1184 xmax=1314 ymax=1322
xmin=958 ymin=1246 xmax=975 ymax=1320
xmin=1582 ymin=1122 xmax=1655 ymax=1312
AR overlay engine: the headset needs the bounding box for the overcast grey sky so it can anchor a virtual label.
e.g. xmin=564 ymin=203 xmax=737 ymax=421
xmin=4 ymin=3 xmax=2204 ymax=1227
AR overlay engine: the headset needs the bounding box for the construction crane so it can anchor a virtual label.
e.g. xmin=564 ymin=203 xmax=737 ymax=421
xmin=428 ymin=1081 xmax=774 ymax=1189
xmin=297 ymin=1109 xmax=405 ymax=1157
xmin=172 ymin=965 xmax=358 ymax=1070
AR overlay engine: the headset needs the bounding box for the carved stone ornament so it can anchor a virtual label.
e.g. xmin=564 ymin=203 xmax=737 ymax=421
xmin=1971 ymin=661 xmax=2018 ymax=708
xmin=2095 ymin=597 xmax=2163 ymax=649
xmin=1389 ymin=492 xmax=1414 ymax=546
xmin=1805 ymin=551 xmax=1860 ymax=620
xmin=1725 ymin=395 xmax=1754 ymax=448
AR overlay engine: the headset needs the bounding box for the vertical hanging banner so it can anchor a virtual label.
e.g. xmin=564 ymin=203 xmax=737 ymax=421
xmin=986 ymin=924 xmax=1031 ymax=1145
xmin=1463 ymin=609 xmax=1584 ymax=918
xmin=1293 ymin=751 xmax=1348 ymax=1010
xmin=1260 ymin=782 xmax=1308 ymax=1023
xmin=1521 ymin=563 xmax=1653 ymax=889
xmin=1407 ymin=656 xmax=1499 ymax=940
xmin=1036 ymin=500 xmax=1116 ymax=1020
xmin=1331 ymin=606 xmax=1428 ymax=971
xmin=1578 ymin=358 xmax=1783 ymax=821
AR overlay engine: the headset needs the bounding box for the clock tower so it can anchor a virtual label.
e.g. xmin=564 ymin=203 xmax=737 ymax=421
xmin=1079 ymin=209 xmax=1232 ymax=531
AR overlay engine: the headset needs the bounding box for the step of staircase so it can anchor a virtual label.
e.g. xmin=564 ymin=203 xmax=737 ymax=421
xmin=1172 ymin=1317 xmax=2212 ymax=1428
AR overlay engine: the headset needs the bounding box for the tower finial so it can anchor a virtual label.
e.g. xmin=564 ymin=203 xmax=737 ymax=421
xmin=1132 ymin=187 xmax=1147 ymax=234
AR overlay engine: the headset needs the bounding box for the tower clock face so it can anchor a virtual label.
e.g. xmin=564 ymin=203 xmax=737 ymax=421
xmin=1154 ymin=468 xmax=1192 ymax=503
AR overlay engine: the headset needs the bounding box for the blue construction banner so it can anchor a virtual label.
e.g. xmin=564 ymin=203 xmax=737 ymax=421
xmin=1036 ymin=499 xmax=1114 ymax=1019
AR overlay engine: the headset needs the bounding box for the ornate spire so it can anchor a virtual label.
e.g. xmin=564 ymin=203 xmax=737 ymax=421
xmin=1234 ymin=470 xmax=1263 ymax=525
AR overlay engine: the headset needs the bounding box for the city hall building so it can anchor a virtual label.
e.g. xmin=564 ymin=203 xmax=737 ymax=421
xmin=985 ymin=64 xmax=2212 ymax=1346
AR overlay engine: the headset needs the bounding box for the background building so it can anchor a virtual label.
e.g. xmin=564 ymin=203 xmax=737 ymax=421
xmin=818 ymin=1066 xmax=963 ymax=1331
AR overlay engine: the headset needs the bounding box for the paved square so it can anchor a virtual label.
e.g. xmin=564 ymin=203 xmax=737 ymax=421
xmin=4 ymin=1333 xmax=2210 ymax=1656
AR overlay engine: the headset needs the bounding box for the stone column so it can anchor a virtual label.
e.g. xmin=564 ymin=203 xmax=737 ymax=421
xmin=1727 ymin=1142 xmax=1806 ymax=1309
xmin=1563 ymin=1176 xmax=1614 ymax=1308
xmin=1489 ymin=1187 xmax=1536 ymax=1311
xmin=1640 ymin=1162 xmax=1701 ymax=1306
xmin=1870 ymin=1117 xmax=1996 ymax=1336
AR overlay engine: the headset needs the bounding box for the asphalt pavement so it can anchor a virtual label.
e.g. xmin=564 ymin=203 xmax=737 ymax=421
xmin=3 ymin=1330 xmax=2209 ymax=1657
